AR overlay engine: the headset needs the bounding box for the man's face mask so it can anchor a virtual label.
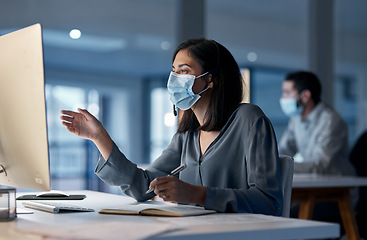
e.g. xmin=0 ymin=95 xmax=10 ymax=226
xmin=167 ymin=71 xmax=209 ymax=111
xmin=279 ymin=92 xmax=304 ymax=117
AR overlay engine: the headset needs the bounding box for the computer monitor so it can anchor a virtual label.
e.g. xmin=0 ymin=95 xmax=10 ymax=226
xmin=0 ymin=23 xmax=51 ymax=191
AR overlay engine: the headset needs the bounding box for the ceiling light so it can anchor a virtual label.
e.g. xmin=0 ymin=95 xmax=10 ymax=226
xmin=247 ymin=52 xmax=257 ymax=62
xmin=161 ymin=41 xmax=171 ymax=51
xmin=69 ymin=29 xmax=81 ymax=39
xmin=44 ymin=29 xmax=127 ymax=52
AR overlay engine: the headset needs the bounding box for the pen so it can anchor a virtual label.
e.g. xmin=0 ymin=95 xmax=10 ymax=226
xmin=145 ymin=163 xmax=187 ymax=194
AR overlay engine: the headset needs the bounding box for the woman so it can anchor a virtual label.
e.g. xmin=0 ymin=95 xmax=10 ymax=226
xmin=60 ymin=39 xmax=283 ymax=215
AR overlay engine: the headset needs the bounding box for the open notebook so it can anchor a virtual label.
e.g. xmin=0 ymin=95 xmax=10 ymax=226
xmin=99 ymin=201 xmax=216 ymax=217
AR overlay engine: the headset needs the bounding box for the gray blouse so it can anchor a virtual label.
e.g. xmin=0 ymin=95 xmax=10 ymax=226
xmin=95 ymin=103 xmax=283 ymax=216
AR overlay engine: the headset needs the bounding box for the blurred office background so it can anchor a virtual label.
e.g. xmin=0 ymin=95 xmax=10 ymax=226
xmin=0 ymin=0 xmax=366 ymax=193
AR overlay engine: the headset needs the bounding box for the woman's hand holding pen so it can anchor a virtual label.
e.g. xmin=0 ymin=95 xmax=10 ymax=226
xmin=149 ymin=176 xmax=207 ymax=205
xmin=60 ymin=108 xmax=113 ymax=160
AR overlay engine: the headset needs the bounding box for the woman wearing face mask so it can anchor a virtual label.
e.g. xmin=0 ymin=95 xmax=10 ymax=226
xmin=60 ymin=39 xmax=283 ymax=215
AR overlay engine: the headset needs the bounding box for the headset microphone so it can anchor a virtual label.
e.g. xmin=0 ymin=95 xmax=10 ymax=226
xmin=173 ymin=105 xmax=177 ymax=116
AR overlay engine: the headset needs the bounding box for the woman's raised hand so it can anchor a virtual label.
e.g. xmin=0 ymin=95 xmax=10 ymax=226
xmin=61 ymin=108 xmax=114 ymax=160
xmin=60 ymin=108 xmax=103 ymax=141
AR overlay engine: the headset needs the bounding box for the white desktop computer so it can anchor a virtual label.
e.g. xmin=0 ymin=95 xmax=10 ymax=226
xmin=0 ymin=24 xmax=87 ymax=202
xmin=0 ymin=23 xmax=51 ymax=192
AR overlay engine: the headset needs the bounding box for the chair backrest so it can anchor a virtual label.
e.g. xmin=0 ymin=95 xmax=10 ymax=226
xmin=279 ymin=154 xmax=294 ymax=217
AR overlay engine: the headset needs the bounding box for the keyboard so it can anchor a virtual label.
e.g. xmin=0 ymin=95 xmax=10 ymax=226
xmin=22 ymin=201 xmax=95 ymax=213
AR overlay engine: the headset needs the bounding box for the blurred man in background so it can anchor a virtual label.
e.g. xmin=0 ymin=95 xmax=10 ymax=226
xmin=278 ymin=70 xmax=355 ymax=176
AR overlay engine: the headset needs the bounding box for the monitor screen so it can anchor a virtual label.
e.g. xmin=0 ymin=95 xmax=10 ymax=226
xmin=0 ymin=23 xmax=51 ymax=191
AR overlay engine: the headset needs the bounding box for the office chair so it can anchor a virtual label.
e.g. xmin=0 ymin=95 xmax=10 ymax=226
xmin=350 ymin=131 xmax=367 ymax=238
xmin=279 ymin=155 xmax=294 ymax=217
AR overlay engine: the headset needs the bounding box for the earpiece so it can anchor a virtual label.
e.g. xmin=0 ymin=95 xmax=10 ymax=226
xmin=173 ymin=105 xmax=177 ymax=116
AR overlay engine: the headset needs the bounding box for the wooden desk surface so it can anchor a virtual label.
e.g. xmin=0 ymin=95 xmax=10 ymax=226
xmin=291 ymin=174 xmax=367 ymax=240
xmin=0 ymin=190 xmax=340 ymax=240
xmin=293 ymin=173 xmax=367 ymax=188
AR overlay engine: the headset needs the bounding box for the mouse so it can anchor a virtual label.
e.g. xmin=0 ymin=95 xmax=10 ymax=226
xmin=36 ymin=190 xmax=70 ymax=197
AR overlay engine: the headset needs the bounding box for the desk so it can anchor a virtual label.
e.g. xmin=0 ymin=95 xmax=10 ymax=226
xmin=292 ymin=174 xmax=367 ymax=240
xmin=0 ymin=190 xmax=339 ymax=240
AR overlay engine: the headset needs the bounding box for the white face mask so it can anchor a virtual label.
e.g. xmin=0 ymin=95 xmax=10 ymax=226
xmin=167 ymin=71 xmax=209 ymax=111
xmin=279 ymin=97 xmax=303 ymax=117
